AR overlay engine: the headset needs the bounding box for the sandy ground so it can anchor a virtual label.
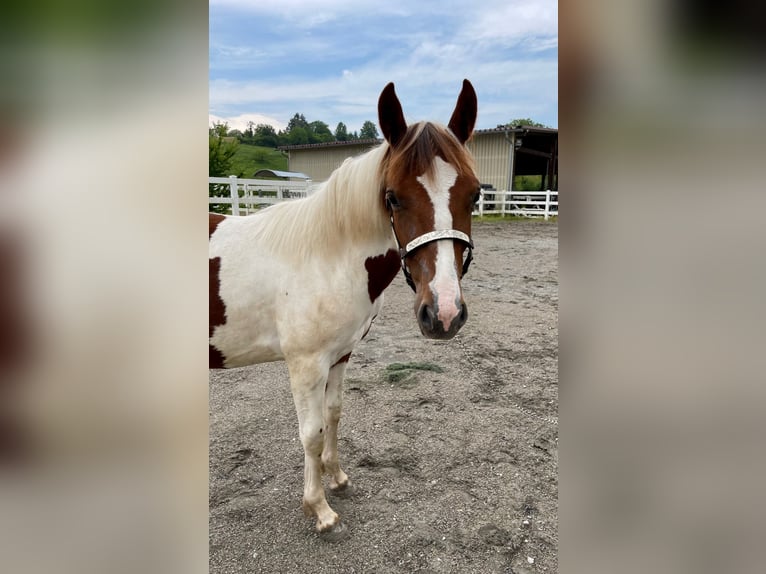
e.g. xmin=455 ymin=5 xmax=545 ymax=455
xmin=210 ymin=219 xmax=558 ymax=573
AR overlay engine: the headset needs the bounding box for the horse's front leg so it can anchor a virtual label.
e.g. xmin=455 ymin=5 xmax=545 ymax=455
xmin=286 ymin=357 xmax=342 ymax=534
xmin=322 ymin=358 xmax=351 ymax=493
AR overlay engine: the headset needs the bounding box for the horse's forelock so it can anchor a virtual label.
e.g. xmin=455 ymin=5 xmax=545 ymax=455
xmin=381 ymin=122 xmax=475 ymax=185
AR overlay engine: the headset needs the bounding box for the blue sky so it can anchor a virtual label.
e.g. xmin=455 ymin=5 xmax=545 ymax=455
xmin=210 ymin=1 xmax=557 ymax=134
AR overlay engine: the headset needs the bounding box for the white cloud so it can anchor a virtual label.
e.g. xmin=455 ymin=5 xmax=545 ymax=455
xmin=462 ymin=0 xmax=557 ymax=43
xmin=209 ymin=1 xmax=558 ymax=129
xmin=209 ymin=53 xmax=558 ymax=131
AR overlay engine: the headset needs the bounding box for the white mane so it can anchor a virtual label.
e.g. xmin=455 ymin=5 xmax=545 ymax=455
xmin=248 ymin=144 xmax=392 ymax=261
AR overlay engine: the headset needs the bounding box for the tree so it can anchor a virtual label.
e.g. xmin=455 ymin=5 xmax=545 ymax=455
xmin=209 ymin=122 xmax=240 ymax=214
xmin=505 ymin=118 xmax=549 ymax=128
xmin=253 ymin=123 xmax=278 ymax=148
xmin=209 ymin=122 xmax=239 ymax=176
xmin=243 ymin=121 xmax=255 ymax=144
xmin=334 ymin=122 xmax=349 ymax=141
xmin=309 ymin=120 xmax=334 ymax=143
xmin=359 ymin=120 xmax=379 ymax=140
xmin=287 ymin=113 xmax=309 ymax=132
xmin=287 ymin=126 xmax=309 ymax=146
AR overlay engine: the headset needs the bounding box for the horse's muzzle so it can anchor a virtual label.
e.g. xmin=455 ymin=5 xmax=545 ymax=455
xmin=417 ymin=301 xmax=468 ymax=339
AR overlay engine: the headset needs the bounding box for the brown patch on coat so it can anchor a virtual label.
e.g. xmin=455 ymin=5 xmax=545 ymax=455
xmin=365 ymin=249 xmax=400 ymax=302
xmin=209 ymin=345 xmax=226 ymax=369
xmin=208 ymin=213 xmax=226 ymax=369
xmin=209 ymin=213 xmax=229 ymax=369
xmin=209 ymin=212 xmax=226 ymax=238
xmin=209 ymin=256 xmax=227 ymax=368
xmin=332 ymin=352 xmax=352 ymax=368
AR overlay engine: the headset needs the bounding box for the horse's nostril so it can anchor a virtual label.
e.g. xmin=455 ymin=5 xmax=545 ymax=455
xmin=418 ymin=304 xmax=435 ymax=331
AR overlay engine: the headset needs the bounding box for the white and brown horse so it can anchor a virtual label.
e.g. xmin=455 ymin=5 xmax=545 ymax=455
xmin=209 ymin=80 xmax=480 ymax=536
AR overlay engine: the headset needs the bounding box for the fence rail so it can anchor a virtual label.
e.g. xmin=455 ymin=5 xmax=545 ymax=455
xmin=473 ymin=189 xmax=558 ymax=220
xmin=209 ymin=176 xmax=558 ymax=219
xmin=209 ymin=175 xmax=319 ymax=215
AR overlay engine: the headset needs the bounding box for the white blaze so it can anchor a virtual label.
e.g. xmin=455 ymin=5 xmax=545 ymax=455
xmin=417 ymin=157 xmax=461 ymax=330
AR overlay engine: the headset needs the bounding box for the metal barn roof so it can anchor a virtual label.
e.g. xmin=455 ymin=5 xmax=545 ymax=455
xmin=252 ymin=169 xmax=311 ymax=180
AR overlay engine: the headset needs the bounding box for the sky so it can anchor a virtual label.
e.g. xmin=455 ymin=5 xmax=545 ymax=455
xmin=209 ymin=0 xmax=557 ymax=135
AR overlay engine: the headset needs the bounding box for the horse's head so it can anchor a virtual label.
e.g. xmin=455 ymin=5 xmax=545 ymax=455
xmin=378 ymin=80 xmax=480 ymax=340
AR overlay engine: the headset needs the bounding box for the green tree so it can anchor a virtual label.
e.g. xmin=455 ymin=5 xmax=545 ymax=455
xmin=253 ymin=123 xmax=278 ymax=148
xmin=334 ymin=122 xmax=349 ymax=141
xmin=209 ymin=122 xmax=239 ymax=176
xmin=209 ymin=122 xmax=240 ymax=214
xmin=287 ymin=113 xmax=309 ymax=132
xmin=309 ymin=120 xmax=334 ymax=143
xmin=243 ymin=121 xmax=255 ymax=144
xmin=359 ymin=120 xmax=379 ymax=139
xmin=505 ymin=118 xmax=549 ymax=128
xmin=287 ymin=126 xmax=310 ymax=145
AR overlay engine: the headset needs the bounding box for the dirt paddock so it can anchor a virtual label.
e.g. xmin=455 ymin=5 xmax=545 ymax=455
xmin=210 ymin=220 xmax=558 ymax=573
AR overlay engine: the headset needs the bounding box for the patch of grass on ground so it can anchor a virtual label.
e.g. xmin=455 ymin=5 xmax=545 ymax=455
xmin=384 ymin=362 xmax=445 ymax=384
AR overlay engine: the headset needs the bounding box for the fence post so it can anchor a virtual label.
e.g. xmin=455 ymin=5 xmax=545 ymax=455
xmin=229 ymin=175 xmax=239 ymax=216
xmin=478 ymin=192 xmax=484 ymax=217
xmin=544 ymin=189 xmax=551 ymax=221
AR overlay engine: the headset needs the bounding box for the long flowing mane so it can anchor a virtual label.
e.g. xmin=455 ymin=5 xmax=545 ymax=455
xmin=248 ymin=144 xmax=391 ymax=261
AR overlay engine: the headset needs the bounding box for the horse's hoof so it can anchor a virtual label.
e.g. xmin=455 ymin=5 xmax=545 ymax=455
xmin=330 ymin=481 xmax=356 ymax=499
xmin=318 ymin=520 xmax=348 ymax=542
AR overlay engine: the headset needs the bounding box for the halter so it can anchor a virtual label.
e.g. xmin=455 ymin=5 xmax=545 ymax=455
xmin=387 ymin=211 xmax=474 ymax=292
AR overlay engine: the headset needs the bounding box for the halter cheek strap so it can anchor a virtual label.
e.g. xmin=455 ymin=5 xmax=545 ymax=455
xmin=389 ymin=213 xmax=474 ymax=292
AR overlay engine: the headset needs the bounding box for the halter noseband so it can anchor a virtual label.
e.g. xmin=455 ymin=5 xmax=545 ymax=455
xmin=387 ymin=212 xmax=474 ymax=292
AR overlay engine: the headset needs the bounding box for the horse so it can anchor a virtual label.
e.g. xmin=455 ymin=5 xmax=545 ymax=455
xmin=209 ymin=80 xmax=480 ymax=537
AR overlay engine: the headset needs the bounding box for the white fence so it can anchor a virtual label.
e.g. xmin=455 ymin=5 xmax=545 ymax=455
xmin=209 ymin=176 xmax=558 ymax=220
xmin=473 ymin=189 xmax=558 ymax=220
xmin=209 ymin=175 xmax=319 ymax=215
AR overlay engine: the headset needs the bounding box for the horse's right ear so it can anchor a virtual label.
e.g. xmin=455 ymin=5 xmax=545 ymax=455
xmin=448 ymin=79 xmax=478 ymax=145
xmin=378 ymin=82 xmax=407 ymax=148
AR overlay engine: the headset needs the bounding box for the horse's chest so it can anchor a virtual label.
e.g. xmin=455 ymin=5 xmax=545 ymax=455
xmin=210 ymin=236 xmax=400 ymax=367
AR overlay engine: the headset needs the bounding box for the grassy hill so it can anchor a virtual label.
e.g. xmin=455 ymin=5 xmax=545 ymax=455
xmin=228 ymin=144 xmax=288 ymax=178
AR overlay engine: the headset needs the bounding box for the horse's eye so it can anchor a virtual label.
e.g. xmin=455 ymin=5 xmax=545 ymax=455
xmin=471 ymin=189 xmax=482 ymax=204
xmin=385 ymin=190 xmax=401 ymax=210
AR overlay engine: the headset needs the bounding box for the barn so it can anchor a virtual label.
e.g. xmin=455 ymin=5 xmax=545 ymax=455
xmin=279 ymin=126 xmax=558 ymax=192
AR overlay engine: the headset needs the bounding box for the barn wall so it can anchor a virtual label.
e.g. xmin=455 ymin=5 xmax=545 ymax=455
xmin=287 ymin=133 xmax=513 ymax=190
xmin=288 ymin=143 xmax=377 ymax=182
xmin=467 ymin=132 xmax=512 ymax=191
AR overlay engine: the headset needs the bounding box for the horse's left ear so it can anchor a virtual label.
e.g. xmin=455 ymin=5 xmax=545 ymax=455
xmin=448 ymin=79 xmax=477 ymax=145
xmin=378 ymin=82 xmax=408 ymax=148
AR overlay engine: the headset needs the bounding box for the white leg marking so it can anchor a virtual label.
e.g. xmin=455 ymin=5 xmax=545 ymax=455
xmin=417 ymin=157 xmax=462 ymax=330
xmin=322 ymin=361 xmax=349 ymax=490
xmin=286 ymin=358 xmax=339 ymax=531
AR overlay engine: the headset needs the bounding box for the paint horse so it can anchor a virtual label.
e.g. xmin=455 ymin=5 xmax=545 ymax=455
xmin=209 ymin=80 xmax=480 ymax=536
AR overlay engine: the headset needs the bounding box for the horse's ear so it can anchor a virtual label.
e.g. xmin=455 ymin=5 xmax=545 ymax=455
xmin=378 ymin=82 xmax=407 ymax=148
xmin=448 ymin=79 xmax=477 ymax=144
